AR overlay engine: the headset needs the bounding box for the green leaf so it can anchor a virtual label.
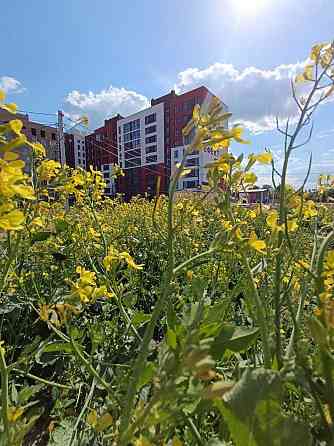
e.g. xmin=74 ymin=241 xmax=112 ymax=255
xmin=35 ymin=341 xmax=72 ymax=365
xmin=132 ymin=311 xmax=151 ymax=328
xmin=137 ymin=361 xmax=156 ymax=390
xmin=166 ymin=328 xmax=177 ymax=350
xmin=49 ymin=419 xmax=74 ymax=445
xmin=54 ymin=219 xmax=69 ymax=233
xmin=216 ymin=368 xmax=312 ymax=446
xmin=18 ymin=384 xmax=44 ymax=405
xmin=31 ymin=231 xmax=53 ymax=243
xmin=211 ymin=324 xmax=259 ymax=359
xmin=90 ymin=323 xmax=105 ymax=354
xmin=0 ymin=301 xmax=22 ymax=314
xmin=308 ymin=316 xmax=327 ymax=347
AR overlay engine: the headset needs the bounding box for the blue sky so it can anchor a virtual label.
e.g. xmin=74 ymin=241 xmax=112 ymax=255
xmin=1 ymin=0 xmax=334 ymax=187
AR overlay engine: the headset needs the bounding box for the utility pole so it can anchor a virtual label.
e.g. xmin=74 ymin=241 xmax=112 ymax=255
xmin=57 ymin=110 xmax=66 ymax=166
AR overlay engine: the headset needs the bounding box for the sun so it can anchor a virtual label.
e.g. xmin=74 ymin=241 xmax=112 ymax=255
xmin=232 ymin=0 xmax=267 ymax=14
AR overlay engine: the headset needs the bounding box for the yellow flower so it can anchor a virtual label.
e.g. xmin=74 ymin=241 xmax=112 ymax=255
xmin=0 ymin=209 xmax=25 ymax=231
xmin=87 ymin=409 xmax=97 ymax=427
xmin=303 ymin=200 xmax=317 ymax=219
xmin=37 ymin=160 xmax=61 ymax=181
xmin=249 ymin=232 xmax=266 ymax=254
xmin=119 ymin=252 xmax=144 ymax=270
xmin=8 ymin=406 xmax=24 ymax=423
xmin=0 ymin=102 xmax=17 ymax=114
xmin=250 ymin=152 xmax=273 ymax=164
xmin=287 ymin=219 xmax=298 ymax=232
xmin=247 ymin=210 xmax=257 ymax=219
xmin=244 ymin=172 xmax=257 ymax=184
xmin=75 ymin=266 xmax=96 ymax=285
xmin=230 ymin=126 xmax=250 ymax=144
xmin=266 ymin=210 xmax=282 ymax=232
xmin=31 ymin=217 xmax=44 ymax=227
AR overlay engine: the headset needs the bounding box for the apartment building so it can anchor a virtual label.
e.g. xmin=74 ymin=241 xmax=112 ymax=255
xmin=116 ymin=102 xmax=165 ymax=198
xmin=64 ymin=132 xmax=86 ymax=169
xmin=171 ymin=145 xmax=225 ymax=191
xmin=83 ymin=86 xmax=227 ymax=198
xmin=85 ymin=114 xmax=122 ymax=196
xmin=0 ymin=109 xmax=59 ymax=172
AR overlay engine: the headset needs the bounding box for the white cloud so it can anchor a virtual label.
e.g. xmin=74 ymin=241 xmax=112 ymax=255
xmin=0 ymin=76 xmax=25 ymax=94
xmin=64 ymin=85 xmax=150 ymax=129
xmin=316 ymin=128 xmax=334 ymax=139
xmin=175 ymin=61 xmax=307 ymax=133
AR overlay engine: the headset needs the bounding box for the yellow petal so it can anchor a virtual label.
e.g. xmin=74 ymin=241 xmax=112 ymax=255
xmin=9 ymin=119 xmax=23 ymax=135
xmin=254 ymin=152 xmax=272 ymax=164
xmin=249 ymin=232 xmax=266 ymax=253
xmin=1 ymin=103 xmax=17 ymax=114
xmin=244 ymin=172 xmax=257 ymax=184
xmin=3 ymin=151 xmax=19 ymax=161
xmin=86 ymin=409 xmax=97 ymax=427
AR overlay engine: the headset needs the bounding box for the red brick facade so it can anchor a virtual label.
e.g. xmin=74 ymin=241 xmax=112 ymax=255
xmin=151 ymin=86 xmax=213 ymax=193
xmin=84 ymin=86 xmax=216 ymax=198
xmin=64 ymin=133 xmax=75 ymax=168
xmin=85 ymin=114 xmax=122 ymax=170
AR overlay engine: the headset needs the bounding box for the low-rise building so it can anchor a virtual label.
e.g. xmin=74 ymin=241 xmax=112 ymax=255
xmin=0 ymin=109 xmax=59 ymax=172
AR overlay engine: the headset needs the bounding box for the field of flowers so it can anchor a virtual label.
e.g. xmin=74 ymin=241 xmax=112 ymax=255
xmin=0 ymin=42 xmax=334 ymax=445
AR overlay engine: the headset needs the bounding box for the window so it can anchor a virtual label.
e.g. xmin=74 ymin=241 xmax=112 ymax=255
xmin=184 ymin=128 xmax=195 ymax=145
xmin=31 ymin=128 xmax=36 ymax=136
xmin=146 ymin=155 xmax=157 ymax=163
xmin=145 ymin=125 xmax=156 ymax=135
xmin=125 ymin=149 xmax=141 ymax=159
xmin=174 ymin=150 xmax=179 ymax=159
xmin=186 ymin=157 xmax=199 ymax=167
xmin=124 ymin=139 xmax=140 ymax=150
xmin=103 ymin=172 xmax=109 ymax=178
xmin=145 ymin=145 xmax=157 ymax=154
xmin=103 ymin=165 xmax=109 ymax=171
xmin=185 ymin=180 xmax=199 ymax=189
xmin=145 ymin=113 xmax=156 ymax=125
xmin=145 ymin=135 xmax=156 ymax=144
xmin=185 ymin=99 xmax=195 ymax=112
xmin=124 ymin=130 xmax=140 ymax=143
xmin=123 ymin=119 xmax=140 ymax=134
xmin=125 ymin=158 xmax=141 ymax=168
xmin=175 ymin=129 xmax=181 ymax=137
xmin=104 ymin=188 xmax=111 ymax=194
xmin=176 ymin=104 xmax=183 ymax=112
xmin=40 ymin=130 xmax=46 ymax=138
xmin=185 ymin=168 xmax=199 ymax=178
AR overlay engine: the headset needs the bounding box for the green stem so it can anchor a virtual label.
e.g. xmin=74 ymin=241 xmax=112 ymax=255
xmin=70 ymin=378 xmax=96 ymax=446
xmin=185 ymin=415 xmax=205 ymax=446
xmin=69 ymin=331 xmax=112 ymax=395
xmin=0 ymin=348 xmax=10 ymax=442
xmin=12 ymin=368 xmax=71 ymax=390
xmin=118 ymin=147 xmax=189 ymax=443
xmin=241 ymin=253 xmax=271 ymax=368
xmin=173 ymin=248 xmax=216 ymax=275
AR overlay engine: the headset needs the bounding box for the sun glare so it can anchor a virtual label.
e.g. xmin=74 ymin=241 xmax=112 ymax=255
xmin=232 ymin=0 xmax=267 ymax=14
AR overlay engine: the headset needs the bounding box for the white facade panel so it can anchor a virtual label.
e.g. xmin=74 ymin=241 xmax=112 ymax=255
xmin=117 ymin=103 xmax=164 ymax=170
xmin=171 ymin=145 xmax=224 ymax=191
xmin=73 ymin=133 xmax=86 ymax=169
